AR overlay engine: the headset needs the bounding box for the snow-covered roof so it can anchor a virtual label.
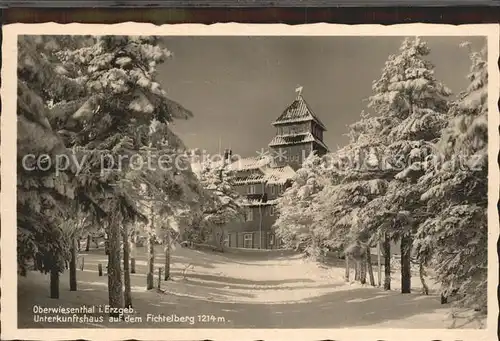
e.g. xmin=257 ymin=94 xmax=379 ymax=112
xmin=234 ymin=172 xmax=267 ymax=185
xmin=228 ymin=156 xmax=272 ymax=171
xmin=268 ymin=132 xmax=328 ymax=151
xmin=233 ymin=165 xmax=295 ymax=185
xmin=272 ymin=95 xmax=327 ymax=131
xmin=264 ymin=165 xmax=296 ymax=185
xmin=243 ymin=198 xmax=278 ymax=207
xmin=189 ymin=158 xmax=227 ymax=179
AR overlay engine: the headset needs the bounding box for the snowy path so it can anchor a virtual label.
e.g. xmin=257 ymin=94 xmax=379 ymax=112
xmin=17 ymin=247 xmax=484 ymax=329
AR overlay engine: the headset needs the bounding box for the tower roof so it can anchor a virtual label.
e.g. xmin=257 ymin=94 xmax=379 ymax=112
xmin=272 ymin=94 xmax=327 ymax=131
xmin=268 ymin=132 xmax=328 ymax=151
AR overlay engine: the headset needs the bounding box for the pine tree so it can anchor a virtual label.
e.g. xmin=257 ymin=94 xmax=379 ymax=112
xmin=414 ymin=43 xmax=488 ymax=311
xmin=362 ymin=37 xmax=452 ymax=293
xmin=19 ymin=35 xmax=202 ymax=310
xmin=273 ymin=152 xmax=330 ymax=259
xmin=303 ymin=107 xmax=392 ymax=285
xmin=17 ymin=36 xmax=83 ymax=294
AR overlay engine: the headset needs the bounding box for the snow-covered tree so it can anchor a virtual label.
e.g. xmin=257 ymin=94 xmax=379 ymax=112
xmin=19 ymin=35 xmax=202 ymax=310
xmin=274 ymin=152 xmax=330 ymax=259
xmin=195 ymin=156 xmax=245 ymax=251
xmin=313 ymin=133 xmax=388 ymax=283
xmin=361 ymin=36 xmax=452 ymax=293
xmin=17 ymin=36 xmax=84 ymax=299
xmin=414 ymin=43 xmax=488 ymax=311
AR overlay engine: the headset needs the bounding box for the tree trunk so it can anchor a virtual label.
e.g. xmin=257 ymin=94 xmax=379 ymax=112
xmin=85 ymin=234 xmax=91 ymax=251
xmin=158 ymin=267 xmax=162 ymax=289
xmin=122 ymin=223 xmax=132 ymax=308
xmin=107 ymin=216 xmax=123 ymax=316
xmin=359 ymin=258 xmax=367 ymax=285
xmin=164 ymin=233 xmax=171 ymax=281
xmin=440 ymin=292 xmax=448 ymax=304
xmin=50 ymin=267 xmax=59 ymax=299
xmin=146 ymin=232 xmax=155 ymax=290
xmin=367 ymin=248 xmax=375 ymax=286
xmin=354 ymin=262 xmax=360 ymax=281
xmin=401 ymin=234 xmax=412 ymax=294
xmin=383 ymin=233 xmax=391 ymax=290
xmin=69 ymin=238 xmax=77 ymax=291
xmin=377 ymin=240 xmax=382 ymax=287
xmin=130 ymin=233 xmax=137 ymax=274
xmin=419 ymin=261 xmax=429 ymax=295
xmin=345 ymin=257 xmax=350 ymax=282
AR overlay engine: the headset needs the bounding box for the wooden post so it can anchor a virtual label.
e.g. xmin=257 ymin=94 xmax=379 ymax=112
xmin=158 ymin=267 xmax=162 ymax=290
xmin=377 ymin=240 xmax=382 ymax=287
xmin=98 ymin=263 xmax=103 ymax=276
xmin=131 ymin=258 xmax=136 ymax=274
xmin=80 ymin=257 xmax=85 ymax=271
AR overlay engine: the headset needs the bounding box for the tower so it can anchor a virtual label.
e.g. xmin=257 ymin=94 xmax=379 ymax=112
xmin=268 ymin=88 xmax=328 ymax=170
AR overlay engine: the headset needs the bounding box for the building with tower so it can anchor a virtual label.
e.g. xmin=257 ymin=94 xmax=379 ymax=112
xmin=268 ymin=91 xmax=329 ymax=170
xmin=190 ymin=89 xmax=328 ymax=249
xmin=217 ymin=90 xmax=329 ymax=249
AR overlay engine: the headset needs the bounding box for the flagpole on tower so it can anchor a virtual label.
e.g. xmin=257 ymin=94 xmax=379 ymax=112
xmin=295 ymin=85 xmax=303 ymax=98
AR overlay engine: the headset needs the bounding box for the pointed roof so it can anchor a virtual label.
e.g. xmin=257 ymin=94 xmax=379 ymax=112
xmin=272 ymin=95 xmax=327 ymax=131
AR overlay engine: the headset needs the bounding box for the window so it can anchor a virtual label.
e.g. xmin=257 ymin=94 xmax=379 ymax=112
xmin=247 ymin=185 xmax=256 ymax=194
xmin=246 ymin=208 xmax=254 ymax=221
xmin=243 ymin=233 xmax=253 ymax=249
xmin=270 ymin=185 xmax=276 ymax=195
xmin=223 ymin=234 xmax=230 ymax=247
xmin=269 ymin=206 xmax=276 ymax=216
xmin=269 ymin=233 xmax=275 ymax=246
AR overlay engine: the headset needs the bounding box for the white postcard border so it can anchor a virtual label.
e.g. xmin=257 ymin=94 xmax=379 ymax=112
xmin=1 ymin=22 xmax=499 ymax=341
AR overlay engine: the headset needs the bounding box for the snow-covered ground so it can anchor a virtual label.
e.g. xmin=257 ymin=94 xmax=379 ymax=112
xmin=18 ymin=246 xmax=485 ymax=329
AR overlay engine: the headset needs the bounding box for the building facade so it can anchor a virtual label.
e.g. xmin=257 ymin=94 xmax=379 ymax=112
xmin=223 ymin=93 xmax=329 ymax=249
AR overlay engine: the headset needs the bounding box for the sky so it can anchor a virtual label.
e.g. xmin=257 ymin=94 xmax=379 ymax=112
xmin=158 ymin=36 xmax=486 ymax=158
